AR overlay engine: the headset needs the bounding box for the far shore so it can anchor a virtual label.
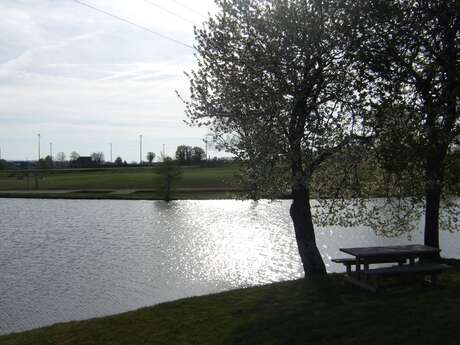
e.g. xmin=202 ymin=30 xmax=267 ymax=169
xmin=0 ymin=188 xmax=251 ymax=200
xmin=0 ymin=165 xmax=249 ymax=201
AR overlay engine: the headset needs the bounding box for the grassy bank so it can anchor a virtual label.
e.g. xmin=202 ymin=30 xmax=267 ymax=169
xmin=1 ymin=271 xmax=459 ymax=345
xmin=0 ymin=165 xmax=240 ymax=191
xmin=0 ymin=165 xmax=247 ymax=199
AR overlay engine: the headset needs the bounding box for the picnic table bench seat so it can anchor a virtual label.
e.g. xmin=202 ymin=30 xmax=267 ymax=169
xmin=363 ymin=263 xmax=450 ymax=276
xmin=362 ymin=263 xmax=451 ymax=290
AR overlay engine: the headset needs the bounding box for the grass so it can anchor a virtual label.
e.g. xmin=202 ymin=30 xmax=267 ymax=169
xmin=1 ymin=270 xmax=459 ymax=345
xmin=0 ymin=165 xmax=240 ymax=192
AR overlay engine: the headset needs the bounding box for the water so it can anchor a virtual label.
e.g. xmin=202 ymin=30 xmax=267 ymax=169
xmin=0 ymin=198 xmax=458 ymax=335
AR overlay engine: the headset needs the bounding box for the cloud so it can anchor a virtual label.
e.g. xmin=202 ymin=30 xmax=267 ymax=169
xmin=0 ymin=0 xmax=217 ymax=161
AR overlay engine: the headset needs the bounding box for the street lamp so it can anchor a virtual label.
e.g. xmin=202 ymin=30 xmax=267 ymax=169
xmin=203 ymin=134 xmax=213 ymax=161
xmin=37 ymin=133 xmax=41 ymax=162
xmin=139 ymin=135 xmax=143 ymax=165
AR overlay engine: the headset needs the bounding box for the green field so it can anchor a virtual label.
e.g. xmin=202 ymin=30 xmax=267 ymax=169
xmin=1 ymin=270 xmax=459 ymax=345
xmin=0 ymin=165 xmax=240 ymax=191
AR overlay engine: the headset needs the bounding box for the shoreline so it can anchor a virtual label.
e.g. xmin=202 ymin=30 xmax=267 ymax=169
xmin=0 ymin=188 xmax=293 ymax=200
xmin=0 ymin=188 xmax=251 ymax=200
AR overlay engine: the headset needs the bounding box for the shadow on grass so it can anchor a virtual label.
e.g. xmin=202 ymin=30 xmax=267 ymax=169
xmin=1 ymin=272 xmax=459 ymax=345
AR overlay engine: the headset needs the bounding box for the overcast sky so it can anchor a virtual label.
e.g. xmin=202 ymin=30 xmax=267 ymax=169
xmin=0 ymin=0 xmax=218 ymax=162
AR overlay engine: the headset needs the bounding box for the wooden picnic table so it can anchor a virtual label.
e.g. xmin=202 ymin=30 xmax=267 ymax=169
xmin=336 ymin=245 xmax=446 ymax=291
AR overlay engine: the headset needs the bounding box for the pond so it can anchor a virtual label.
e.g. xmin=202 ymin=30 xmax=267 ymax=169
xmin=0 ymin=198 xmax=458 ymax=334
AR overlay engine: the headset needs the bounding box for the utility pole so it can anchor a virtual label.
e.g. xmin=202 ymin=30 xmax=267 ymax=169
xmin=139 ymin=135 xmax=143 ymax=165
xmin=37 ymin=133 xmax=41 ymax=162
xmin=203 ymin=134 xmax=212 ymax=161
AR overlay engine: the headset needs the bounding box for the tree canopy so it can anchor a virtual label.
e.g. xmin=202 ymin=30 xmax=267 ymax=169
xmin=347 ymin=0 xmax=460 ymax=245
xmin=146 ymin=152 xmax=156 ymax=164
xmin=157 ymin=157 xmax=182 ymax=201
xmin=184 ymin=0 xmax=459 ymax=276
xmin=175 ymin=145 xmax=206 ymax=164
xmin=91 ymin=152 xmax=104 ymax=165
xmin=185 ymin=0 xmax=364 ymax=275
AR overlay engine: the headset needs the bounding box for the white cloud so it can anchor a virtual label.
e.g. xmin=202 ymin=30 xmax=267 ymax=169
xmin=0 ymin=0 xmax=218 ymax=161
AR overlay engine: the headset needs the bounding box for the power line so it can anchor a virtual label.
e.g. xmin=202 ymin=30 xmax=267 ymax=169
xmin=71 ymin=0 xmax=194 ymax=50
xmin=144 ymin=0 xmax=197 ymax=26
xmin=170 ymin=0 xmax=207 ymax=18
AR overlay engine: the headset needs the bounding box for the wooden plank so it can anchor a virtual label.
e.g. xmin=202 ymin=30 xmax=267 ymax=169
xmin=363 ymin=264 xmax=450 ymax=276
xmin=332 ymin=257 xmax=406 ymax=264
xmin=340 ymin=245 xmax=440 ymax=259
xmin=332 ymin=258 xmax=357 ymax=263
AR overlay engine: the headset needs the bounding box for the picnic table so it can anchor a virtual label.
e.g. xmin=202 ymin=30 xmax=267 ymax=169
xmin=333 ymin=244 xmax=449 ymax=291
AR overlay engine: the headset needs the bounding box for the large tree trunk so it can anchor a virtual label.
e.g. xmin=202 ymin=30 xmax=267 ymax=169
xmin=290 ymin=186 xmax=327 ymax=276
xmin=290 ymin=152 xmax=327 ymax=277
xmin=424 ymin=183 xmax=441 ymax=250
xmin=423 ymin=151 xmax=445 ymax=258
xmin=287 ymin=82 xmax=327 ymax=276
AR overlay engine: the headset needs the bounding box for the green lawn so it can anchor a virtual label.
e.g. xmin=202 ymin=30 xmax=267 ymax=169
xmin=0 ymin=165 xmax=240 ymax=190
xmin=1 ymin=271 xmax=459 ymax=345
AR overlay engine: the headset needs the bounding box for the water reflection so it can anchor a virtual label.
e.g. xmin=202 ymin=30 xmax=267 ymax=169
xmin=0 ymin=198 xmax=458 ymax=335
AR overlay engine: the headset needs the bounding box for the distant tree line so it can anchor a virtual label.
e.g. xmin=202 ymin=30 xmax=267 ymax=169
xmin=0 ymin=145 xmax=237 ymax=170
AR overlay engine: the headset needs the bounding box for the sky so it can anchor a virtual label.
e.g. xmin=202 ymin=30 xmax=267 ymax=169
xmin=0 ymin=0 xmax=218 ymax=162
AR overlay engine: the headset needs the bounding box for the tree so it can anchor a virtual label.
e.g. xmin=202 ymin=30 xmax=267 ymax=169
xmin=38 ymin=155 xmax=53 ymax=169
xmin=184 ymin=0 xmax=358 ymax=276
xmin=146 ymin=152 xmax=156 ymax=164
xmin=156 ymin=157 xmax=182 ymax=201
xmin=70 ymin=151 xmax=80 ymax=162
xmin=175 ymin=145 xmax=193 ymax=164
xmin=0 ymin=159 xmax=10 ymax=170
xmin=175 ymin=145 xmax=205 ymax=164
xmin=56 ymin=152 xmax=66 ymax=162
xmin=91 ymin=152 xmax=104 ymax=165
xmin=350 ymin=0 xmax=460 ymax=250
xmin=115 ymin=156 xmax=123 ymax=166
xmin=191 ymin=146 xmax=205 ymax=163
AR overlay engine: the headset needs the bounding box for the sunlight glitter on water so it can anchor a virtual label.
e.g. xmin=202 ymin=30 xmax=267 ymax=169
xmin=0 ymin=198 xmax=458 ymax=334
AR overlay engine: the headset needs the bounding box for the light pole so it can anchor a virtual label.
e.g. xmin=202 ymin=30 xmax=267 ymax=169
xmin=109 ymin=143 xmax=113 ymax=163
xmin=37 ymin=133 xmax=41 ymax=162
xmin=139 ymin=135 xmax=143 ymax=165
xmin=49 ymin=142 xmax=53 ymax=159
xmin=203 ymin=134 xmax=213 ymax=161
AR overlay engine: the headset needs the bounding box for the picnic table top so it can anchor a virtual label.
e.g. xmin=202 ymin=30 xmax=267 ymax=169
xmin=340 ymin=244 xmax=440 ymax=258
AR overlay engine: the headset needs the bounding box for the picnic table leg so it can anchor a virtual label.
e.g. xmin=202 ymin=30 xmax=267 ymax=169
xmin=356 ymin=258 xmax=361 ymax=280
xmin=408 ymin=258 xmax=417 ymax=283
xmin=345 ymin=263 xmax=351 ymax=276
xmin=364 ymin=262 xmax=369 ymax=283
